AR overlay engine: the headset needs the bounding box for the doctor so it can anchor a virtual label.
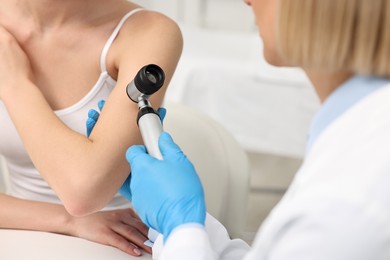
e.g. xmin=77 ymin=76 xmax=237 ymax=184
xmin=121 ymin=0 xmax=390 ymax=259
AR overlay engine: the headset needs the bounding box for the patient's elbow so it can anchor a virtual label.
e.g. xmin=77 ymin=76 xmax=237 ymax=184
xmin=54 ymin=164 xmax=123 ymax=217
xmin=62 ymin=195 xmax=100 ymax=217
xmin=58 ymin=178 xmax=107 ymax=217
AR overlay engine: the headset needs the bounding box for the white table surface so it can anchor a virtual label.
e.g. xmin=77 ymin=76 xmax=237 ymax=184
xmin=0 ymin=229 xmax=152 ymax=260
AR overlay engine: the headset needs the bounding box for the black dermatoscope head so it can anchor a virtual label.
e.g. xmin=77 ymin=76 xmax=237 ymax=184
xmin=126 ymin=64 xmax=165 ymax=103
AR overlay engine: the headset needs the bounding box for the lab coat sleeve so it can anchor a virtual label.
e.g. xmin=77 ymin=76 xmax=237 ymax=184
xmin=153 ymin=213 xmax=250 ymax=260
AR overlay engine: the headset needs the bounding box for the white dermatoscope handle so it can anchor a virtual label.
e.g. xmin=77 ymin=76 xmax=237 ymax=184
xmin=138 ymin=111 xmax=163 ymax=160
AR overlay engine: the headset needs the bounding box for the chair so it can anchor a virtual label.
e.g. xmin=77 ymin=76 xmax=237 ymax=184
xmin=163 ymin=102 xmax=250 ymax=239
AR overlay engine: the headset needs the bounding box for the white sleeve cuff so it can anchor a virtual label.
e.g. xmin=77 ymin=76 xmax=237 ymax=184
xmin=158 ymin=224 xmax=216 ymax=260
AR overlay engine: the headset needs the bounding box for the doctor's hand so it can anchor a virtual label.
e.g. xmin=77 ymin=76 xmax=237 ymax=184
xmin=124 ymin=132 xmax=207 ymax=241
xmin=0 ymin=26 xmax=33 ymax=98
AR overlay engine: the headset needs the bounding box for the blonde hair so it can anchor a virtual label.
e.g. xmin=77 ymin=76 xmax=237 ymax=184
xmin=278 ymin=0 xmax=390 ymax=77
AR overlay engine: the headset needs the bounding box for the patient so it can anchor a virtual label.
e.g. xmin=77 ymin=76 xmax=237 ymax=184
xmin=0 ymin=0 xmax=182 ymax=256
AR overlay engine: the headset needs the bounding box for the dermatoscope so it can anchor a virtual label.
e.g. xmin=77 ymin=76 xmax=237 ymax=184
xmin=126 ymin=64 xmax=165 ymax=160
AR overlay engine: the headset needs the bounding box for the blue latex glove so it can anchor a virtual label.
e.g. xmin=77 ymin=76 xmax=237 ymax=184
xmin=124 ymin=132 xmax=207 ymax=241
xmin=86 ymin=100 xmax=106 ymax=137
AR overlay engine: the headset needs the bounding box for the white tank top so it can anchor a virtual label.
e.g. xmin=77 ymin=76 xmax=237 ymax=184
xmin=0 ymin=9 xmax=143 ymax=210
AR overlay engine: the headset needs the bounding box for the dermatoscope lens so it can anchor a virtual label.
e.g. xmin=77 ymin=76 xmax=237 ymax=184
xmin=136 ymin=65 xmax=164 ymax=94
xmin=146 ymin=71 xmax=157 ymax=84
xmin=126 ymin=64 xmax=165 ymax=103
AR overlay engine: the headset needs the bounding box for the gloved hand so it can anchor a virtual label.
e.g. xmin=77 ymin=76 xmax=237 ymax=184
xmin=126 ymin=132 xmax=207 ymax=241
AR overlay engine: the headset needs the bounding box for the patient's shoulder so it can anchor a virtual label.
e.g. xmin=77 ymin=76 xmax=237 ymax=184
xmin=107 ymin=9 xmax=183 ymax=74
xmin=117 ymin=10 xmax=182 ymax=48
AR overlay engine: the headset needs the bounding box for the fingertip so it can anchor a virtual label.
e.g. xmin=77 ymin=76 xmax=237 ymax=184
xmin=159 ymin=132 xmax=173 ymax=143
xmin=124 ymin=244 xmax=142 ymax=257
xmin=126 ymin=145 xmax=147 ymax=162
xmin=133 ymin=248 xmax=142 ymax=256
xmin=142 ymin=243 xmax=153 ymax=254
xmin=86 ymin=117 xmax=94 ymax=127
xmin=86 ymin=118 xmax=95 ymax=137
xmin=159 ymin=132 xmax=184 ymax=159
xmin=157 ymin=107 xmax=167 ymax=122
xmin=159 ymin=132 xmax=178 ymax=149
xmin=98 ymin=100 xmax=106 ymax=111
xmin=88 ymin=109 xmax=99 ymax=120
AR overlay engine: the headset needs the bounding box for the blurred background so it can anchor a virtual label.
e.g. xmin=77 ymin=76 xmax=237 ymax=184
xmin=131 ymin=0 xmax=321 ymax=243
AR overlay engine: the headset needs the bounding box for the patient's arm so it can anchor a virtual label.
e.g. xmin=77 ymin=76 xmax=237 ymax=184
xmin=0 ymin=12 xmax=183 ymax=216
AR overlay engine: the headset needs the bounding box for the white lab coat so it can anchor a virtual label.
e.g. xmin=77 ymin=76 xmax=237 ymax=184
xmin=154 ymin=83 xmax=390 ymax=259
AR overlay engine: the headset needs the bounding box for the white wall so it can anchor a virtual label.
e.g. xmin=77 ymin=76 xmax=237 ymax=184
xmin=201 ymin=0 xmax=255 ymax=31
xmin=131 ymin=0 xmax=255 ymax=31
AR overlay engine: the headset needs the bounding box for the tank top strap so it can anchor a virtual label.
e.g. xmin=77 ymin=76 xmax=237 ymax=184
xmin=100 ymin=8 xmax=145 ymax=72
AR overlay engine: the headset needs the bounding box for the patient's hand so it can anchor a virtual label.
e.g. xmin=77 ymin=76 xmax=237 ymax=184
xmin=69 ymin=208 xmax=152 ymax=256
